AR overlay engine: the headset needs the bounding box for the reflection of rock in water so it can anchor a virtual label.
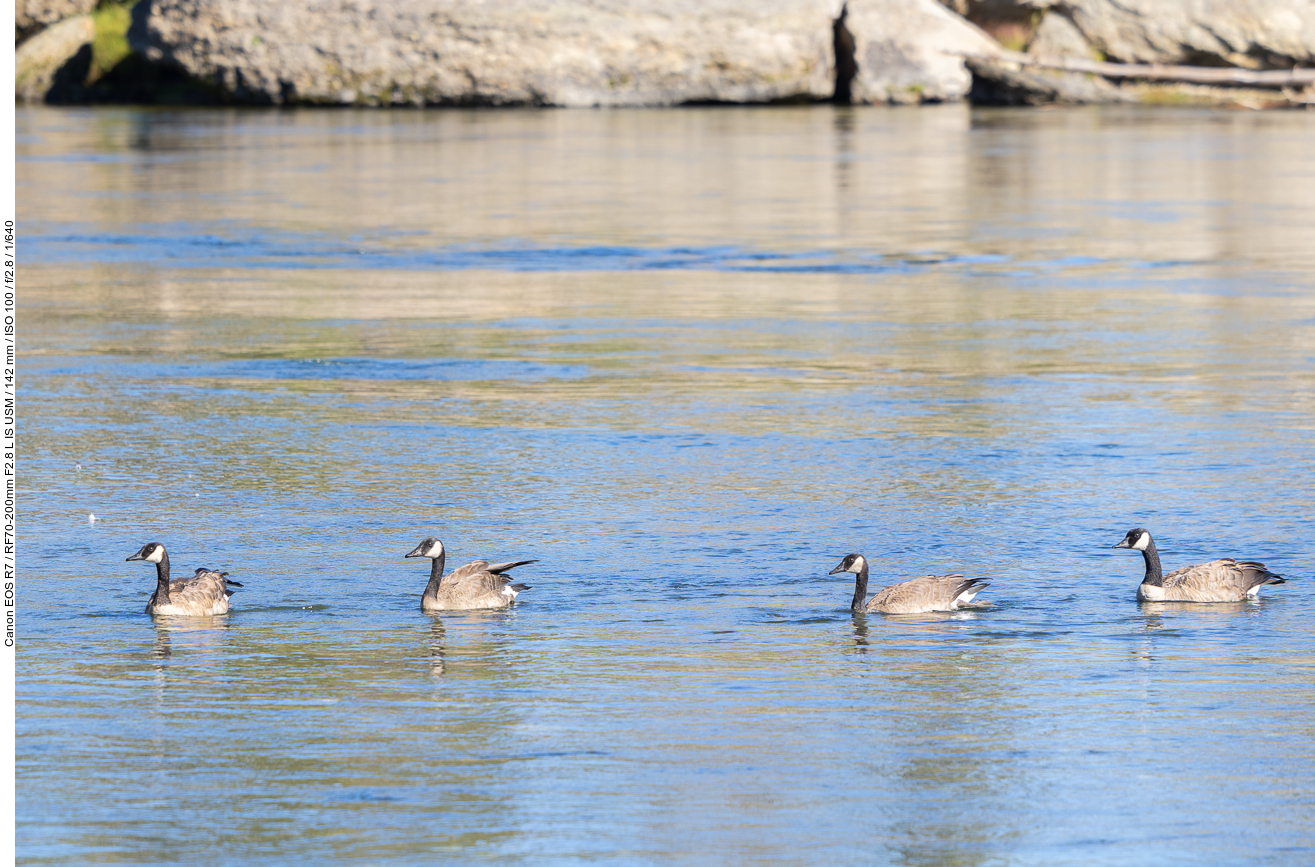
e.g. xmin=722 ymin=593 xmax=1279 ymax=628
xmin=429 ymin=617 xmax=446 ymax=677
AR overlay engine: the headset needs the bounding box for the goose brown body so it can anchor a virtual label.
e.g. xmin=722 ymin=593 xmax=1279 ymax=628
xmin=147 ymin=568 xmax=233 ymax=616
xmin=865 ymin=573 xmax=990 ymax=614
xmin=830 ymin=554 xmax=989 ymax=614
xmin=1113 ymin=529 xmax=1286 ymax=602
xmin=406 ymin=537 xmax=536 ymax=612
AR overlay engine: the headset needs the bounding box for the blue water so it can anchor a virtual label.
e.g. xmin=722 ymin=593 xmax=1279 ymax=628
xmin=17 ymin=105 xmax=1315 ymax=866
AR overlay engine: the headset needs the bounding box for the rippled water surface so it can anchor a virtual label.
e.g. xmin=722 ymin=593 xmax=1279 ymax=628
xmin=17 ymin=105 xmax=1315 ymax=865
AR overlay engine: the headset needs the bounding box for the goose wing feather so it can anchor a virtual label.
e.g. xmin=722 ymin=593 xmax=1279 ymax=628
xmin=866 ymin=574 xmax=988 ymax=614
xmin=1161 ymin=558 xmax=1285 ymax=601
xmin=152 ymin=569 xmax=231 ymax=616
xmin=444 ymin=560 xmax=492 ymax=582
xmin=483 ymin=559 xmax=538 ymax=575
xmin=424 ymin=565 xmax=534 ymax=611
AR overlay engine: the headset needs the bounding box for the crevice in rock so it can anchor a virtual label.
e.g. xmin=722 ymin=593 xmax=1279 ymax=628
xmin=832 ymin=2 xmax=857 ymax=104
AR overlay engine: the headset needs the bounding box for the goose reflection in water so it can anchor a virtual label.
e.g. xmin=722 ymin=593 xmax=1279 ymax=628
xmin=147 ymin=617 xmax=232 ymax=705
xmin=428 ymin=618 xmax=446 ymax=677
xmin=422 ymin=609 xmax=515 ymax=678
xmin=853 ymin=622 xmax=1028 ymax=867
xmin=149 ymin=616 xmax=232 ymax=661
xmin=850 ymin=608 xmax=985 ymax=652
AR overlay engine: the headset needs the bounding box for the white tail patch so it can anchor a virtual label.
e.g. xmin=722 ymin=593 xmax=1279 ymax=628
xmin=953 ymin=588 xmax=981 ymax=608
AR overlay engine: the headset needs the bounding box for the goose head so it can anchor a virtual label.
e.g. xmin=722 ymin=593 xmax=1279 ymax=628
xmin=405 ymin=537 xmax=444 ymax=559
xmin=1113 ymin=528 xmax=1152 ymax=551
xmin=829 ymin=553 xmax=868 ymax=575
xmin=127 ymin=542 xmax=166 ymax=563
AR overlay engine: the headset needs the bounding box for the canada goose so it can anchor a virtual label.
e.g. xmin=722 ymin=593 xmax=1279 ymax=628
xmin=127 ymin=542 xmax=242 ymax=616
xmin=404 ymin=537 xmax=536 ymax=612
xmin=829 ymin=553 xmax=989 ymax=614
xmin=1113 ymin=528 xmax=1286 ymax=602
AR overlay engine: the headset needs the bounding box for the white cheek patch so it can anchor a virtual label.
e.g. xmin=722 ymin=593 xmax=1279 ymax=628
xmin=147 ymin=547 xmax=165 ymax=563
xmin=429 ymin=543 xmax=444 ymax=558
xmin=852 ymin=555 xmax=867 ymax=572
xmin=1133 ymin=534 xmax=1151 ymax=551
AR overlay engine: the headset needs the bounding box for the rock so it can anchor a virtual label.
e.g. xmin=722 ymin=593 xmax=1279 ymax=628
xmin=847 ymin=0 xmax=1002 ymax=103
xmin=952 ymin=0 xmax=1315 ymax=67
xmin=1027 ymin=11 xmax=1099 ymax=60
xmin=967 ymin=55 xmax=1129 ymax=103
xmin=1060 ymin=0 xmax=1315 ymax=67
xmin=15 ymin=13 xmax=95 ymax=102
xmin=934 ymin=0 xmax=1043 ymax=52
xmin=944 ymin=0 xmax=1315 ymax=105
xmin=16 ymin=0 xmax=96 ymax=41
xmin=130 ymin=0 xmax=833 ymax=106
xmin=128 ymin=0 xmax=999 ymax=106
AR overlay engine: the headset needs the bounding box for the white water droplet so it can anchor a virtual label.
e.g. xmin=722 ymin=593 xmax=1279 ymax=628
xmin=88 ymin=513 xmax=98 ymax=523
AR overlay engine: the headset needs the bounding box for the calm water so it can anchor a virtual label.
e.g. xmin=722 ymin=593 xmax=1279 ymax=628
xmin=17 ymin=105 xmax=1315 ymax=865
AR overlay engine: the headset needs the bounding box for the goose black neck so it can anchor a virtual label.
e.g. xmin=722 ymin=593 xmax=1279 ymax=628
xmin=1140 ymin=539 xmax=1164 ymax=586
xmin=154 ymin=551 xmax=172 ymax=603
xmin=426 ymin=551 xmax=447 ymax=595
xmin=851 ymin=562 xmax=869 ymax=612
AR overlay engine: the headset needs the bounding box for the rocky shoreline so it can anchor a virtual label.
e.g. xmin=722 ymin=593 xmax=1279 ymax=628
xmin=16 ymin=0 xmax=1315 ymax=108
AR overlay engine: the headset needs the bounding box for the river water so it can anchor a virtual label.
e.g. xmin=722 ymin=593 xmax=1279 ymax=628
xmin=17 ymin=105 xmax=1315 ymax=865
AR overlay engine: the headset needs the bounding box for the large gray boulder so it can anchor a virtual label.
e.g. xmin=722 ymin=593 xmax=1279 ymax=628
xmin=847 ymin=0 xmax=999 ymax=102
xmin=130 ymin=0 xmax=833 ymax=106
xmin=128 ymin=0 xmax=999 ymax=106
xmin=948 ymin=0 xmax=1315 ymax=67
xmin=16 ymin=0 xmax=96 ymax=40
xmin=15 ymin=13 xmax=94 ymax=102
xmin=1027 ymin=11 xmax=1100 ymax=60
xmin=1055 ymin=0 xmax=1315 ymax=67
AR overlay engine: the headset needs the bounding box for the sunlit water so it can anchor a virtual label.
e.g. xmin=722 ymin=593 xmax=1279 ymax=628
xmin=17 ymin=105 xmax=1315 ymax=865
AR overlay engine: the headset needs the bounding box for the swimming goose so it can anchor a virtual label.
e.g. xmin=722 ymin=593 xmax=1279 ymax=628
xmin=1113 ymin=528 xmax=1286 ymax=602
xmin=829 ymin=553 xmax=989 ymax=614
xmin=127 ymin=542 xmax=242 ymax=616
xmin=404 ymin=537 xmax=536 ymax=612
